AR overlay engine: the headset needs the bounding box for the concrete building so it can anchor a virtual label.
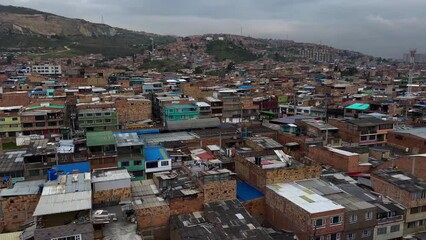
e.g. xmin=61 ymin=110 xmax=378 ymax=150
xmin=162 ymin=104 xmax=199 ymax=122
xmin=142 ymin=82 xmax=163 ymax=94
xmin=20 ymin=103 xmax=65 ymax=136
xmin=265 ymin=182 xmax=345 ymax=240
xmin=194 ymin=102 xmax=212 ymax=119
xmin=114 ymin=132 xmax=145 ymax=180
xmin=204 ymin=96 xmax=223 ymax=118
xmin=31 ymin=65 xmax=62 ymax=75
xmin=23 ymin=139 xmax=57 ymax=180
xmin=86 ymin=131 xmax=117 ymax=170
xmin=0 ymin=106 xmax=22 ymax=139
xmin=143 ymin=146 xmax=172 ymax=177
xmin=77 ymin=107 xmax=118 ymax=132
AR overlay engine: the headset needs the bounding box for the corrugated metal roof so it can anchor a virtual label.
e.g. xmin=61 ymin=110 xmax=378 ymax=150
xmin=166 ymin=118 xmax=220 ymax=131
xmin=0 ymin=180 xmax=44 ymax=197
xmin=86 ymin=131 xmax=115 ymax=147
xmin=33 ymin=190 xmax=92 ymax=216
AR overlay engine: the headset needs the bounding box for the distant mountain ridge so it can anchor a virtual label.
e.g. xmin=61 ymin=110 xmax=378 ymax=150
xmin=0 ymin=4 xmax=369 ymax=61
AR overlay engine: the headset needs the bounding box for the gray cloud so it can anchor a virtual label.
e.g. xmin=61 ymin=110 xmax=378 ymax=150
xmin=3 ymin=0 xmax=426 ymax=58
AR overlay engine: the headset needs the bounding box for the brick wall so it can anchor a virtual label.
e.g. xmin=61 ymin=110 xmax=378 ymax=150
xmin=307 ymin=146 xmax=371 ymax=173
xmin=378 ymin=156 xmax=426 ymax=180
xmin=328 ymin=119 xmax=360 ymax=143
xmin=115 ymin=98 xmax=152 ymax=123
xmin=202 ymin=180 xmax=236 ymax=203
xmin=169 ymin=194 xmax=204 ymax=216
xmin=0 ymin=194 xmax=40 ymax=232
xmin=93 ymin=187 xmax=131 ymax=205
xmin=235 ymin=155 xmax=321 ymax=192
xmin=387 ymin=131 xmax=426 ymax=154
xmin=135 ymin=204 xmax=170 ymax=230
xmin=241 ymin=197 xmax=265 ymax=223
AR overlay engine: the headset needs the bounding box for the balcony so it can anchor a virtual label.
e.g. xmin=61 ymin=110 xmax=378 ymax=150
xmin=377 ymin=215 xmax=403 ymax=225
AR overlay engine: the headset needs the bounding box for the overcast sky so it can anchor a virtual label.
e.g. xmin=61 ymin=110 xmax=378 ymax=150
xmin=3 ymin=0 xmax=426 ymax=58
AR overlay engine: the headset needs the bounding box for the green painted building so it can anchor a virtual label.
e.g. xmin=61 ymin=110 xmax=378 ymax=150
xmin=78 ymin=108 xmax=118 ymax=131
xmin=115 ymin=132 xmax=145 ymax=181
xmin=162 ymin=104 xmax=199 ymax=122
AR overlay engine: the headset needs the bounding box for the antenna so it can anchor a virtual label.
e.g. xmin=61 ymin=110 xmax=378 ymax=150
xmin=240 ymin=26 xmax=243 ymax=36
xmin=101 ymin=15 xmax=104 ymax=24
xmin=407 ymin=49 xmax=416 ymax=97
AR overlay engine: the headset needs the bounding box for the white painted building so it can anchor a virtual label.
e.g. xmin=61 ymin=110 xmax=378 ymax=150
xmin=32 ymin=65 xmax=62 ymax=75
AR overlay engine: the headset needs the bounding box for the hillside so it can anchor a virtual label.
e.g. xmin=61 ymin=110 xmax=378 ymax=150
xmin=0 ymin=5 xmax=176 ymax=59
xmin=0 ymin=5 xmax=370 ymax=62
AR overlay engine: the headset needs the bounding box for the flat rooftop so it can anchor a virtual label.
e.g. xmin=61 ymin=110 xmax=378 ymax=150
xmin=392 ymin=127 xmax=426 ymax=140
xmin=140 ymin=131 xmax=199 ymax=145
xmin=92 ymin=169 xmax=131 ymax=183
xmin=114 ymin=132 xmax=144 ymax=147
xmin=267 ymin=182 xmax=345 ymax=214
xmin=247 ymin=137 xmax=283 ymax=149
xmin=373 ymin=169 xmax=426 ymax=193
xmin=0 ymin=151 xmax=25 ymax=174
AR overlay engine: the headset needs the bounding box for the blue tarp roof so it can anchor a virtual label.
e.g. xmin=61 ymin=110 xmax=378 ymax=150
xmin=52 ymin=162 xmax=90 ymax=175
xmin=238 ymin=85 xmax=252 ymax=89
xmin=118 ymin=129 xmax=160 ymax=136
xmin=237 ymin=182 xmax=264 ymax=201
xmin=144 ymin=146 xmax=170 ymax=162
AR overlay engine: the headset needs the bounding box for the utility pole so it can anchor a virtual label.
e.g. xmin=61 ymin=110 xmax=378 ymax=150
xmin=324 ymin=93 xmax=330 ymax=146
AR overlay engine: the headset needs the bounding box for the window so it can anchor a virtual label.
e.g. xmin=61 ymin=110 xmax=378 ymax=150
xmin=347 ymin=233 xmax=355 ymax=240
xmin=104 ymin=112 xmax=111 ymax=116
xmin=365 ymin=211 xmax=373 ymax=220
xmin=161 ymin=161 xmax=169 ymax=167
xmin=35 ymin=115 xmax=45 ymax=121
xmin=96 ymin=119 xmax=103 ymax=123
xmin=328 ymin=233 xmax=340 ymax=240
xmin=35 ymin=122 xmax=45 ymax=127
xmin=408 ymin=221 xmax=416 ymax=228
xmin=377 ymin=227 xmax=387 ymax=235
xmin=105 ymin=119 xmax=111 ymax=123
xmin=78 ymin=114 xmax=84 ymax=117
xmin=349 ymin=215 xmax=357 ymax=223
xmin=12 ymin=117 xmax=18 ymax=121
xmin=313 ymin=218 xmax=325 ymax=228
xmin=51 ymin=234 xmax=82 ymax=240
xmin=330 ymin=216 xmax=342 ymax=225
xmin=121 ymin=161 xmax=129 ymax=167
xmin=96 ymin=113 xmax=102 ymax=116
xmin=86 ymin=120 xmax=93 ymax=124
xmin=315 ymin=237 xmax=324 ymax=240
xmin=362 ymin=230 xmax=371 ymax=238
xmin=0 ymin=117 xmax=5 ymax=121
xmin=368 ymin=135 xmax=376 ymax=140
xmin=360 ymin=136 xmax=367 ymax=141
xmin=134 ymin=161 xmax=142 ymax=166
xmin=86 ymin=113 xmax=93 ymax=117
xmin=29 ymin=169 xmax=39 ymax=177
xmin=390 ymin=225 xmax=400 ymax=232
xmin=411 ymin=207 xmax=420 ymax=214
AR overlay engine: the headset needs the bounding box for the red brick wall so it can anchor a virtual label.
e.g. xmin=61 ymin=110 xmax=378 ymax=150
xmin=307 ymin=146 xmax=371 ymax=173
xmin=169 ymin=194 xmax=204 ymax=216
xmin=387 ymin=131 xmax=426 ymax=154
xmin=377 ymin=156 xmax=426 ymax=181
xmin=0 ymin=92 xmax=30 ymax=107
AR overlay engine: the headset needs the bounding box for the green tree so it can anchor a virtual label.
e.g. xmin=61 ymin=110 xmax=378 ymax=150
xmin=194 ymin=66 xmax=204 ymax=74
xmin=66 ymin=58 xmax=72 ymax=66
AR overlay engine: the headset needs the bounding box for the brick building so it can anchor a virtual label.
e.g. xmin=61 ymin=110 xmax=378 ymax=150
xmin=235 ymin=150 xmax=321 ymax=192
xmin=371 ymin=169 xmax=426 ymax=235
xmin=115 ymin=97 xmax=152 ymax=124
xmin=328 ymin=117 xmax=393 ymax=146
xmin=307 ymin=146 xmax=372 ymax=173
xmin=387 ymin=127 xmax=426 ymax=154
xmin=265 ymin=182 xmax=345 ymax=240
